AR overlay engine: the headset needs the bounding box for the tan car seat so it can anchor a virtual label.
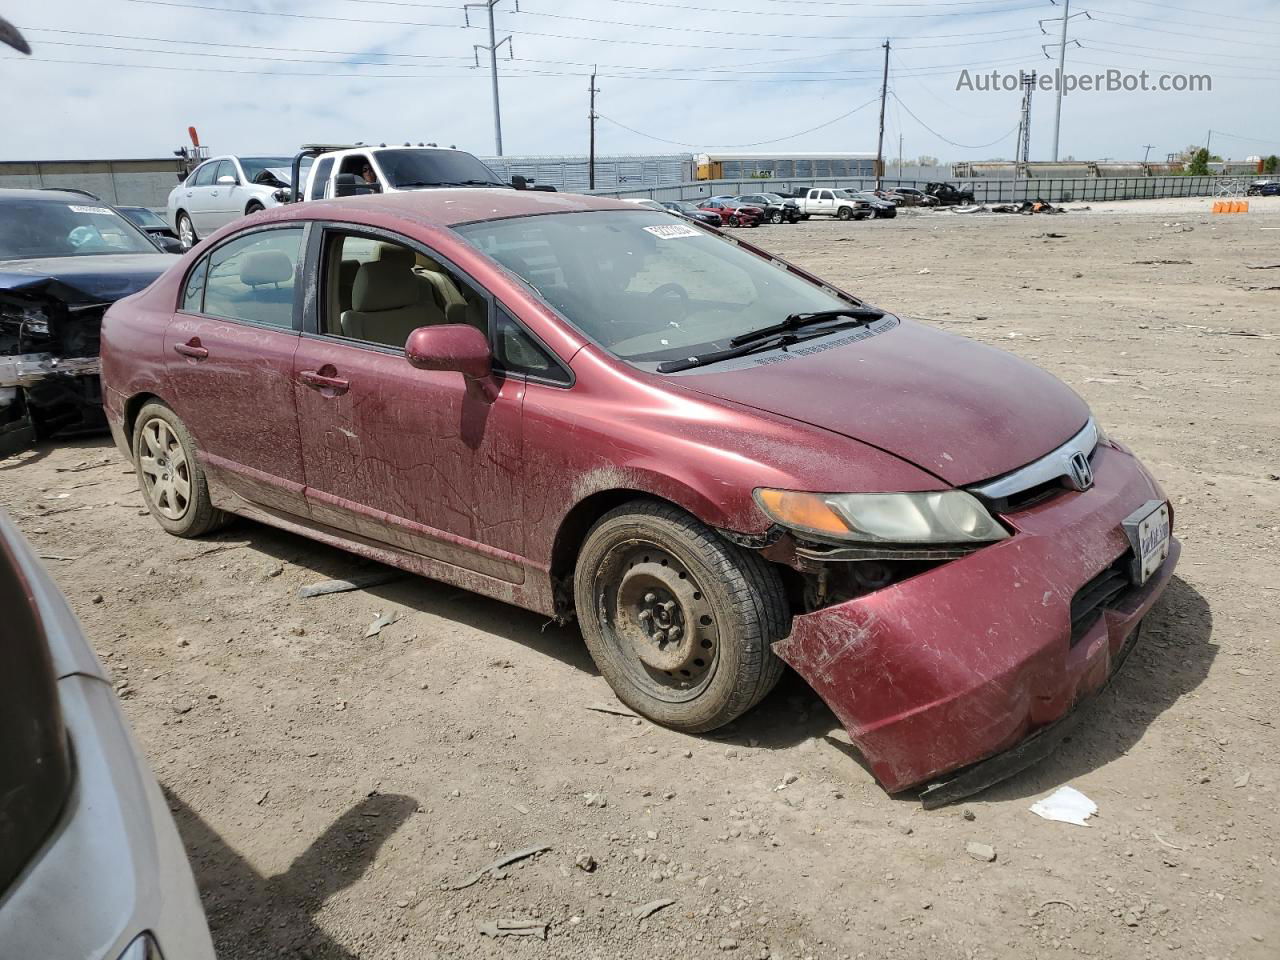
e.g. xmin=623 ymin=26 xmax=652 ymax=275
xmin=376 ymin=243 xmax=470 ymax=327
xmin=340 ymin=259 xmax=444 ymax=346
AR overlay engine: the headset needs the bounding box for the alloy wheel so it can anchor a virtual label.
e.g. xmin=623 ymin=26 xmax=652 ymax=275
xmin=138 ymin=417 xmax=191 ymax=520
xmin=178 ymin=214 xmax=195 ymax=250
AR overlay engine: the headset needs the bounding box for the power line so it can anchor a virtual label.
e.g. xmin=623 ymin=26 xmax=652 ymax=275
xmin=1099 ymin=0 xmax=1280 ymax=25
xmin=598 ymin=95 xmax=881 ymax=148
xmin=1087 ymin=7 xmax=1280 ymax=36
xmin=1086 ymin=13 xmax=1280 ymax=46
xmin=890 ymin=91 xmax=1021 ymax=150
xmin=1080 ymin=37 xmax=1280 ymax=65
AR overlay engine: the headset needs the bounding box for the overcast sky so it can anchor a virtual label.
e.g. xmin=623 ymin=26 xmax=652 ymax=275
xmin=2 ymin=0 xmax=1277 ymax=163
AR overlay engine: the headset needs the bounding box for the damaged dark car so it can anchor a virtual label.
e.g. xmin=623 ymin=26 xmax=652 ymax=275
xmin=0 ymin=189 xmax=177 ymax=458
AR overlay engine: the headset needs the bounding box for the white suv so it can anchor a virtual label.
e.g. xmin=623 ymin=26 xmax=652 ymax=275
xmin=296 ymin=145 xmax=511 ymax=201
xmin=167 ymin=155 xmax=298 ymax=250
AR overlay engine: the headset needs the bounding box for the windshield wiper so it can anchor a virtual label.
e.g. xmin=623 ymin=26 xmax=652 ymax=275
xmin=728 ymin=307 xmax=884 ymax=347
xmin=422 ymin=179 xmax=506 ymax=187
xmin=657 ymin=333 xmax=805 ymax=373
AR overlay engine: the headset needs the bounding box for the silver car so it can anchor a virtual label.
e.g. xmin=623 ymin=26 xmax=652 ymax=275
xmin=166 ymin=155 xmax=295 ymax=250
xmin=0 ymin=511 xmax=215 ymax=960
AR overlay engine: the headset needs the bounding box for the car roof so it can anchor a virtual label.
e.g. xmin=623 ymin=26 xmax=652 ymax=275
xmin=0 ymin=188 xmax=108 ymax=203
xmin=273 ymin=188 xmax=640 ymax=227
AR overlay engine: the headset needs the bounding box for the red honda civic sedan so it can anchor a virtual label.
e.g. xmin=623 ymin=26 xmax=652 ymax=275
xmin=100 ymin=191 xmax=1177 ymax=803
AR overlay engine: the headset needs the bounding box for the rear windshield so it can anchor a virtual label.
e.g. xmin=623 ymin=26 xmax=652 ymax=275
xmin=375 ymin=149 xmax=508 ymax=189
xmin=456 ymin=210 xmax=849 ymax=368
xmin=0 ymin=197 xmax=156 ymax=260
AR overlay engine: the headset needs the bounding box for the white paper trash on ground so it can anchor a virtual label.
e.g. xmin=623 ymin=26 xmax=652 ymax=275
xmin=1030 ymin=786 xmax=1098 ymax=826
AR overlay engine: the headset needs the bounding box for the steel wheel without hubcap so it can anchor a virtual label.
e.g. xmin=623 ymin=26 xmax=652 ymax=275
xmin=177 ymin=213 xmax=195 ymax=250
xmin=605 ymin=541 xmax=720 ymax=701
xmin=138 ymin=417 xmax=191 ymax=520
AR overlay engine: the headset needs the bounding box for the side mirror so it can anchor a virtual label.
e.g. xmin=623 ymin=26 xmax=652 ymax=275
xmin=217 ymin=175 xmax=237 ymax=186
xmin=334 ymin=172 xmax=358 ymax=197
xmin=511 ymin=174 xmax=528 ymax=190
xmin=157 ymin=235 xmax=184 ymax=254
xmin=405 ymin=324 xmax=492 ymax=381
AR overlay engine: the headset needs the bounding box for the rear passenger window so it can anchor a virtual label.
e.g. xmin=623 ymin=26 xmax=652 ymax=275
xmin=180 ymin=258 xmax=207 ymax=312
xmin=309 ymin=157 xmax=333 ymax=200
xmin=321 ymin=231 xmax=489 ymax=349
xmin=202 ymin=227 xmax=303 ymax=329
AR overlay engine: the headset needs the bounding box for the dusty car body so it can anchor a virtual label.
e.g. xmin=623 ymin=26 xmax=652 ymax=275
xmin=100 ymin=190 xmax=1178 ymax=801
xmin=1 ymin=189 xmax=176 ymax=457
xmin=0 ymin=511 xmax=216 ymax=959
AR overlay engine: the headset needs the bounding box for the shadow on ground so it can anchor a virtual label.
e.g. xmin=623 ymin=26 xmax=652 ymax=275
xmin=166 ymin=788 xmax=417 ymax=960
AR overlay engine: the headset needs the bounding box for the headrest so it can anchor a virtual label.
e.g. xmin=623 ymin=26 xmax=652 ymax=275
xmin=240 ymin=250 xmax=294 ymax=286
xmin=376 ymin=243 xmax=416 ymax=267
xmin=352 ymin=259 xmax=419 ymax=312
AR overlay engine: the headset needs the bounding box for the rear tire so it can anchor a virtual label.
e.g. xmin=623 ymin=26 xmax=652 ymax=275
xmin=574 ymin=500 xmax=789 ymax=733
xmin=176 ymin=212 xmax=196 ymax=251
xmin=132 ymin=401 xmax=228 ymax=538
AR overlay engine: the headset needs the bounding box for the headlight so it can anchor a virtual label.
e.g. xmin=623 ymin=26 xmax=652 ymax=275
xmin=754 ymin=489 xmax=1009 ymax=545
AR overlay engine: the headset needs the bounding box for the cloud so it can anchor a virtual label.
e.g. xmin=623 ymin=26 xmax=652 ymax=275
xmin=0 ymin=0 xmax=1275 ymax=163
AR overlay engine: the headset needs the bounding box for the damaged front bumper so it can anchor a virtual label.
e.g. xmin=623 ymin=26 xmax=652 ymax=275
xmin=0 ymin=353 xmax=104 ymax=458
xmin=772 ymin=443 xmax=1179 ymax=801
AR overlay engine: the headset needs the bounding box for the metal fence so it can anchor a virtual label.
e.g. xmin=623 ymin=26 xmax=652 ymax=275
xmin=587 ymin=175 xmax=1261 ymax=205
xmin=481 ymin=153 xmax=694 ymax=192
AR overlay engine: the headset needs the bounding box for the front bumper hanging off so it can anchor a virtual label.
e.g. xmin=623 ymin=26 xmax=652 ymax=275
xmin=772 ymin=443 xmax=1180 ymax=804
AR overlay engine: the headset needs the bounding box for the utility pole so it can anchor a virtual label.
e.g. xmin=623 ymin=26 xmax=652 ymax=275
xmin=465 ymin=0 xmax=513 ymax=156
xmin=588 ymin=66 xmax=599 ymax=190
xmin=1017 ymin=70 xmax=1036 ymax=164
xmin=1041 ymin=0 xmax=1089 ymax=162
xmin=898 ymin=133 xmax=903 ymax=177
xmin=875 ymin=39 xmax=889 ymax=189
xmin=1142 ymin=143 xmax=1154 ymax=164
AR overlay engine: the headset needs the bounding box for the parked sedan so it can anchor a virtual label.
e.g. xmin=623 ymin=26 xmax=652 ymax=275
xmin=101 ymin=191 xmax=1177 ymax=803
xmin=2 ymin=189 xmax=178 ymax=457
xmin=889 ymin=187 xmax=938 ymax=207
xmin=733 ymin=193 xmax=802 ymax=224
xmin=0 ymin=511 xmax=216 ymax=959
xmin=853 ymin=192 xmax=899 ymax=218
xmin=118 ymin=205 xmax=179 ymax=241
xmin=167 ymin=155 xmax=295 ymax=250
xmin=661 ymin=200 xmax=722 ymax=227
xmin=697 ymin=197 xmax=763 ymax=227
xmin=1246 ymin=179 xmax=1279 ymax=196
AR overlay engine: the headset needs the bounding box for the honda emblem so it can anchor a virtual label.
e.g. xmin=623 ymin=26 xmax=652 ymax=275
xmin=1067 ymin=451 xmax=1094 ymax=492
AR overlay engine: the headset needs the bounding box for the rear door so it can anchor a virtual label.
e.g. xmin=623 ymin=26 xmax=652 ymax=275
xmin=181 ymin=161 xmax=218 ymax=234
xmin=163 ymin=223 xmax=310 ymax=516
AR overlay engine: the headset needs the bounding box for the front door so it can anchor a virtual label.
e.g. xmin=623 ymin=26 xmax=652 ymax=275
xmin=291 ymin=226 xmax=527 ymax=581
xmin=205 ymin=158 xmax=242 ymax=232
xmin=163 ymin=223 xmax=309 ymax=516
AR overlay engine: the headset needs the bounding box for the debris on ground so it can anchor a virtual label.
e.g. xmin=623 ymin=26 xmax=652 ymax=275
xmin=1029 ymin=785 xmax=1098 ymax=827
xmin=297 ymin=569 xmax=404 ymax=598
xmin=477 ymin=919 xmax=549 ymax=940
xmin=965 ymin=842 xmax=997 ymax=862
xmin=632 ymin=897 xmax=677 ymax=921
xmin=449 ymin=843 xmax=552 ymax=890
xmin=363 ymin=611 xmax=401 ymax=638
xmin=584 ymin=703 xmax=637 ymax=718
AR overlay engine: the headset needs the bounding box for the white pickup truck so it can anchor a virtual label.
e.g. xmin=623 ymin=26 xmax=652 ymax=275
xmin=290 ymin=144 xmax=540 ymax=201
xmin=794 ymin=188 xmax=872 ymax=221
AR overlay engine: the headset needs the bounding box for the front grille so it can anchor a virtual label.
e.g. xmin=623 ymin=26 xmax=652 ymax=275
xmin=1069 ymin=555 xmax=1134 ymax=646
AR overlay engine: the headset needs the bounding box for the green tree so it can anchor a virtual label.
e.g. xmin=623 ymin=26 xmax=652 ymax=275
xmin=1187 ymin=147 xmax=1210 ymax=176
xmin=1265 ymin=155 xmax=1279 ymax=174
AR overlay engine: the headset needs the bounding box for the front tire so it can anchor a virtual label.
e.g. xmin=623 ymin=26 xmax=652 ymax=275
xmin=176 ymin=212 xmax=196 ymax=251
xmin=132 ymin=402 xmax=227 ymax=538
xmin=245 ymin=200 xmax=264 ymax=215
xmin=769 ymin=211 xmax=784 ymax=224
xmin=574 ymin=501 xmax=789 ymax=733
xmin=836 ymin=206 xmax=853 ymax=221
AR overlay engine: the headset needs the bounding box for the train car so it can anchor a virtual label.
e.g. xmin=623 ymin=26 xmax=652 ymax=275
xmin=695 ymin=152 xmax=878 ymax=181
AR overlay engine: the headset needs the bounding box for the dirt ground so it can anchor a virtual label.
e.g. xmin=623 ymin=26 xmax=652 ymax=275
xmin=3 ymin=201 xmax=1278 ymax=960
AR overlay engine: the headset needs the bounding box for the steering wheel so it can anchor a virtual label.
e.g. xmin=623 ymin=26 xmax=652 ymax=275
xmin=647 ymin=282 xmax=690 ymax=319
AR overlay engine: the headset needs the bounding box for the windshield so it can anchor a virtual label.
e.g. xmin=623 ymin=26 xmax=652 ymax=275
xmin=122 ymin=207 xmax=167 ymax=228
xmin=456 ymin=210 xmax=853 ymax=368
xmin=0 ymin=197 xmax=157 ymax=260
xmin=375 ymin=149 xmax=507 ymax=188
xmin=832 ymin=190 xmax=854 ymax=199
xmin=239 ymin=156 xmax=294 ymax=186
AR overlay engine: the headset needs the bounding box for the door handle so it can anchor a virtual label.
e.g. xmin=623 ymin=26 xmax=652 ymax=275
xmin=299 ymin=369 xmax=350 ymax=396
xmin=173 ymin=339 xmax=208 ymax=360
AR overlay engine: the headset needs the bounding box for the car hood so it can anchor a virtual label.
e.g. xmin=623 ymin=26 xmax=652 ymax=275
xmin=676 ymin=317 xmax=1091 ymax=487
xmin=0 ymin=254 xmax=174 ymax=304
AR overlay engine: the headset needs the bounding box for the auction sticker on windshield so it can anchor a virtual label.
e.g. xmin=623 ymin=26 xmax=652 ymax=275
xmin=644 ymin=224 xmax=701 ymax=240
xmin=69 ymin=205 xmax=116 ymax=216
xmin=1123 ymin=500 xmax=1171 ymax=585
